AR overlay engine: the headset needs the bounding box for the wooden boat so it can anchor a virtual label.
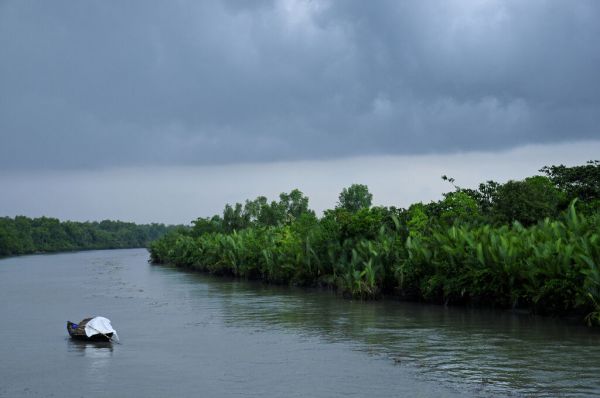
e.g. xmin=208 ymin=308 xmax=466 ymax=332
xmin=67 ymin=318 xmax=114 ymax=342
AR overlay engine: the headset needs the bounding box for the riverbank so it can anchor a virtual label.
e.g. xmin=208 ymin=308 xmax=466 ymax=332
xmin=0 ymin=216 xmax=177 ymax=257
xmin=149 ymin=203 xmax=600 ymax=326
xmin=149 ymin=163 xmax=600 ymax=326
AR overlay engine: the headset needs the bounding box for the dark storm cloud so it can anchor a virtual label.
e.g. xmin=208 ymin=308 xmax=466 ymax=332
xmin=1 ymin=0 xmax=599 ymax=170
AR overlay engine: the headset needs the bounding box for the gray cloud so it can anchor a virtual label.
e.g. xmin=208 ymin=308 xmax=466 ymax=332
xmin=1 ymin=0 xmax=599 ymax=170
xmin=1 ymin=141 xmax=598 ymax=224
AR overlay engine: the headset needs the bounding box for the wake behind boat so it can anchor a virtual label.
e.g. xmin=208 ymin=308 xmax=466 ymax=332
xmin=67 ymin=316 xmax=119 ymax=342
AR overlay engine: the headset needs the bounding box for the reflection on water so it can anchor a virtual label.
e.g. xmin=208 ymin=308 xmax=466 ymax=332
xmin=67 ymin=339 xmax=114 ymax=392
xmin=67 ymin=339 xmax=114 ymax=357
xmin=188 ymin=272 xmax=600 ymax=397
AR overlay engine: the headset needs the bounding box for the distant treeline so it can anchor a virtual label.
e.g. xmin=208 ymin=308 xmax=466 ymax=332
xmin=149 ymin=161 xmax=600 ymax=326
xmin=0 ymin=216 xmax=179 ymax=257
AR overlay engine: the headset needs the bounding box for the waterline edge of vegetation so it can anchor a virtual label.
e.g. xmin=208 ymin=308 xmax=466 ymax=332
xmin=149 ymin=161 xmax=600 ymax=327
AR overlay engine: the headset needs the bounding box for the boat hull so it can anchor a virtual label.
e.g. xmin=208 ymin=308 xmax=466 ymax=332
xmin=67 ymin=320 xmax=113 ymax=342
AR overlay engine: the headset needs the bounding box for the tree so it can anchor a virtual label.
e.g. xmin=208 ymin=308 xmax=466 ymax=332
xmin=191 ymin=215 xmax=223 ymax=236
xmin=492 ymin=176 xmax=562 ymax=225
xmin=243 ymin=196 xmax=283 ymax=227
xmin=441 ymin=175 xmax=500 ymax=217
xmin=436 ymin=191 xmax=480 ymax=225
xmin=540 ymin=160 xmax=600 ymax=202
xmin=337 ymin=207 xmax=389 ymax=241
xmin=222 ymin=203 xmax=249 ymax=232
xmin=337 ymin=184 xmax=373 ymax=213
xmin=278 ymin=189 xmax=314 ymax=222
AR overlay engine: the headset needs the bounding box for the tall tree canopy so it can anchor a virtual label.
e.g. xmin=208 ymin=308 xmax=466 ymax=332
xmin=337 ymin=184 xmax=373 ymax=213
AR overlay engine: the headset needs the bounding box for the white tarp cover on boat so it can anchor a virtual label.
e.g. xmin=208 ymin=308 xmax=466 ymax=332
xmin=85 ymin=316 xmax=116 ymax=338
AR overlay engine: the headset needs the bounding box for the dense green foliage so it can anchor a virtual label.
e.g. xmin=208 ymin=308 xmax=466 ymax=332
xmin=337 ymin=184 xmax=373 ymax=213
xmin=150 ymin=164 xmax=600 ymax=325
xmin=541 ymin=160 xmax=600 ymax=202
xmin=0 ymin=216 xmax=176 ymax=257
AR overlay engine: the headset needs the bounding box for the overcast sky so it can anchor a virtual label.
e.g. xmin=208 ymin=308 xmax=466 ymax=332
xmin=1 ymin=1 xmax=599 ymax=223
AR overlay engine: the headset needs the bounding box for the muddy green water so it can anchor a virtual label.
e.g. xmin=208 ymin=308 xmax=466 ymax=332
xmin=0 ymin=249 xmax=598 ymax=397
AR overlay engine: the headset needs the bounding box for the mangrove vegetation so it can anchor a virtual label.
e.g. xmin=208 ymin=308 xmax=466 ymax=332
xmin=149 ymin=161 xmax=600 ymax=325
xmin=0 ymin=217 xmax=176 ymax=257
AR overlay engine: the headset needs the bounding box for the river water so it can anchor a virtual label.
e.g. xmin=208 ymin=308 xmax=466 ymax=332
xmin=0 ymin=249 xmax=598 ymax=397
